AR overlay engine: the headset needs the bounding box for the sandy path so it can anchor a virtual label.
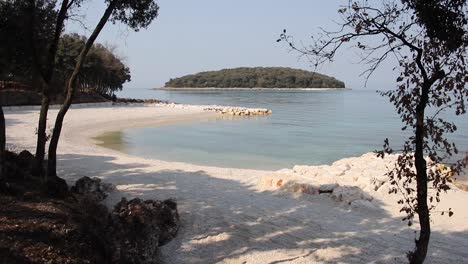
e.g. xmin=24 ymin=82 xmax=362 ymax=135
xmin=5 ymin=105 xmax=468 ymax=264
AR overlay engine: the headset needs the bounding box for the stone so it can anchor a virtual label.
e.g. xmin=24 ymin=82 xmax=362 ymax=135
xmin=281 ymin=182 xmax=319 ymax=195
xmin=376 ymin=182 xmax=391 ymax=195
xmin=46 ymin=176 xmax=69 ymax=198
xmin=108 ymin=197 xmax=180 ymax=263
xmin=71 ymin=176 xmax=115 ymax=202
xmin=371 ymin=176 xmax=388 ymax=191
xmin=292 ymin=165 xmax=314 ymax=176
xmin=319 ymin=183 xmax=338 ymax=193
xmin=350 ymin=199 xmax=377 ymax=209
xmin=205 ymin=106 xmax=271 ymax=116
xmin=331 ymin=186 xmax=373 ymax=204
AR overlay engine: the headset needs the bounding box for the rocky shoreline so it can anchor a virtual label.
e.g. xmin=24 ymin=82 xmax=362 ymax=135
xmin=0 ymin=151 xmax=180 ymax=263
xmin=3 ymin=97 xmax=274 ymax=117
xmin=5 ymin=105 xmax=468 ymax=263
xmin=158 ymin=87 xmax=351 ymax=91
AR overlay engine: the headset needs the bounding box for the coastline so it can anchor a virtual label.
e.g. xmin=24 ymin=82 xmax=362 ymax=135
xmin=5 ymin=105 xmax=468 ymax=263
xmin=156 ymin=87 xmax=352 ymax=91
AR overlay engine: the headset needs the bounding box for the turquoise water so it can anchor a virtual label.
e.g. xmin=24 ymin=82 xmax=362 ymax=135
xmin=110 ymin=88 xmax=467 ymax=170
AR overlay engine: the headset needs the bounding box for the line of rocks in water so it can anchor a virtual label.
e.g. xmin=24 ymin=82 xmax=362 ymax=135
xmin=204 ymin=106 xmax=272 ymax=116
xmin=4 ymin=96 xmax=274 ymax=117
xmin=123 ymin=101 xmax=274 ymax=116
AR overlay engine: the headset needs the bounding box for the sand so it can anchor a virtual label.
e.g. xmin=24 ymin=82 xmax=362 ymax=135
xmin=5 ymin=105 xmax=468 ymax=263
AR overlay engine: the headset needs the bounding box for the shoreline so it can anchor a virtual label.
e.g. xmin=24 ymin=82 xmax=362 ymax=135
xmin=156 ymin=87 xmax=352 ymax=91
xmin=5 ymin=105 xmax=468 ymax=263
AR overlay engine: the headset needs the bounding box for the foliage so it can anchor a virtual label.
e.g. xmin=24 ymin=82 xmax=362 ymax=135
xmin=0 ymin=0 xmax=56 ymax=83
xmin=110 ymin=0 xmax=159 ymax=31
xmin=0 ymin=7 xmax=131 ymax=97
xmin=165 ymin=67 xmax=345 ymax=88
xmin=402 ymin=0 xmax=467 ymax=51
xmin=46 ymin=0 xmax=160 ymax=178
xmin=278 ymin=0 xmax=467 ymax=263
xmin=54 ymin=34 xmax=131 ymax=96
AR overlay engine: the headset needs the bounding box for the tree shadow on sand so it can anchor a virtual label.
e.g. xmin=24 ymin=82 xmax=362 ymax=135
xmin=57 ymin=153 xmax=468 ymax=263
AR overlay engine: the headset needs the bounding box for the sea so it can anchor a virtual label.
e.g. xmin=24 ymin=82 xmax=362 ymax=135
xmin=96 ymin=88 xmax=468 ymax=170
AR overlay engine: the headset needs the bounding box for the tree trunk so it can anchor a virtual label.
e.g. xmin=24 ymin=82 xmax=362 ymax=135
xmin=410 ymin=85 xmax=430 ymax=264
xmin=28 ymin=0 xmax=69 ymax=179
xmin=0 ymin=106 xmax=6 ymax=181
xmin=35 ymin=92 xmax=49 ymax=176
xmin=47 ymin=1 xmax=117 ymax=177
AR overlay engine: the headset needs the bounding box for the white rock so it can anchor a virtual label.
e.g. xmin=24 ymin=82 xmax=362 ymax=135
xmin=350 ymin=199 xmax=377 ymax=209
xmin=319 ymin=183 xmax=339 ymax=193
xmin=331 ymin=186 xmax=373 ymax=204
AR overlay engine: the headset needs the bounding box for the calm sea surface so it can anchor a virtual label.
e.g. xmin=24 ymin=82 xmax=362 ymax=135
xmin=97 ymin=88 xmax=467 ymax=170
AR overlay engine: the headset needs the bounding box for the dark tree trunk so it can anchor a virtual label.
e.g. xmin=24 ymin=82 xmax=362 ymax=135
xmin=35 ymin=92 xmax=49 ymax=176
xmin=0 ymin=106 xmax=5 ymax=181
xmin=28 ymin=0 xmax=69 ymax=179
xmin=47 ymin=1 xmax=117 ymax=177
xmin=410 ymin=84 xmax=431 ymax=264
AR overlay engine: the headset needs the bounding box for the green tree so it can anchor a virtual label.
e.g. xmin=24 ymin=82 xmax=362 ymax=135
xmin=164 ymin=67 xmax=345 ymax=88
xmin=26 ymin=0 xmax=81 ymax=177
xmin=0 ymin=0 xmax=57 ymax=181
xmin=55 ymin=34 xmax=131 ymax=97
xmin=278 ymin=1 xmax=467 ymax=263
xmin=47 ymin=0 xmax=159 ymax=177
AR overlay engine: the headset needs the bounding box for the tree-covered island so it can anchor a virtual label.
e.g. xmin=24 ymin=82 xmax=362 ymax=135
xmin=164 ymin=67 xmax=346 ymax=88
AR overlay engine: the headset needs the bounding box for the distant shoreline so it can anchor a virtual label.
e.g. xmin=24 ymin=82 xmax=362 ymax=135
xmin=156 ymin=87 xmax=352 ymax=91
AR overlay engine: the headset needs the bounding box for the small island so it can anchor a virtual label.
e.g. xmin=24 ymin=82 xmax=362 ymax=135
xmin=163 ymin=67 xmax=346 ymax=89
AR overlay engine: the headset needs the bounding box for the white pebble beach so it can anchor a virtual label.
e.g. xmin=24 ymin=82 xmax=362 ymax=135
xmin=5 ymin=104 xmax=468 ymax=263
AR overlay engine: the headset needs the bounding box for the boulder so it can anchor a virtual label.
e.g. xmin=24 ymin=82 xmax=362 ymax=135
xmin=319 ymin=183 xmax=338 ymax=193
xmin=371 ymin=176 xmax=388 ymax=191
xmin=292 ymin=165 xmax=314 ymax=176
xmin=17 ymin=150 xmax=40 ymax=177
xmin=350 ymin=199 xmax=377 ymax=209
xmin=71 ymin=176 xmax=115 ymax=202
xmin=108 ymin=197 xmax=180 ymax=263
xmin=45 ymin=176 xmax=69 ymax=198
xmin=3 ymin=150 xmax=42 ymax=180
xmin=280 ymin=181 xmax=319 ymax=195
xmin=331 ymin=186 xmax=373 ymax=204
xmin=4 ymin=151 xmax=27 ymax=180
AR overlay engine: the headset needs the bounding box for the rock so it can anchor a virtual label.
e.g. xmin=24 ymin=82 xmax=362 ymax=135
xmin=331 ymin=186 xmax=373 ymax=204
xmin=355 ymin=176 xmax=372 ymax=187
xmin=258 ymin=175 xmax=290 ymax=190
xmin=4 ymin=151 xmax=25 ymax=180
xmin=45 ymin=176 xmax=69 ymax=198
xmin=371 ymin=176 xmax=388 ymax=191
xmin=108 ymin=197 xmax=180 ymax=263
xmin=71 ymin=176 xmax=115 ymax=202
xmin=18 ymin=149 xmax=34 ymax=162
xmin=292 ymin=165 xmax=314 ymax=176
xmin=281 ymin=182 xmax=319 ymax=195
xmin=319 ymin=183 xmax=338 ymax=193
xmin=204 ymin=106 xmax=272 ymax=116
xmin=350 ymin=199 xmax=377 ymax=209
xmin=376 ymin=182 xmax=391 ymax=195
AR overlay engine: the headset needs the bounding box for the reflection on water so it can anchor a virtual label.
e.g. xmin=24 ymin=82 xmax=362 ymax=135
xmin=94 ymin=131 xmax=130 ymax=153
xmin=105 ymin=88 xmax=468 ymax=170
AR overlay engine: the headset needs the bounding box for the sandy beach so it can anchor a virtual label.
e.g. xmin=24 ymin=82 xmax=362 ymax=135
xmin=5 ymin=105 xmax=468 ymax=263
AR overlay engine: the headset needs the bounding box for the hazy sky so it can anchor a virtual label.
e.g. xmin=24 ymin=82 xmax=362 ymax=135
xmin=68 ymin=0 xmax=398 ymax=90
